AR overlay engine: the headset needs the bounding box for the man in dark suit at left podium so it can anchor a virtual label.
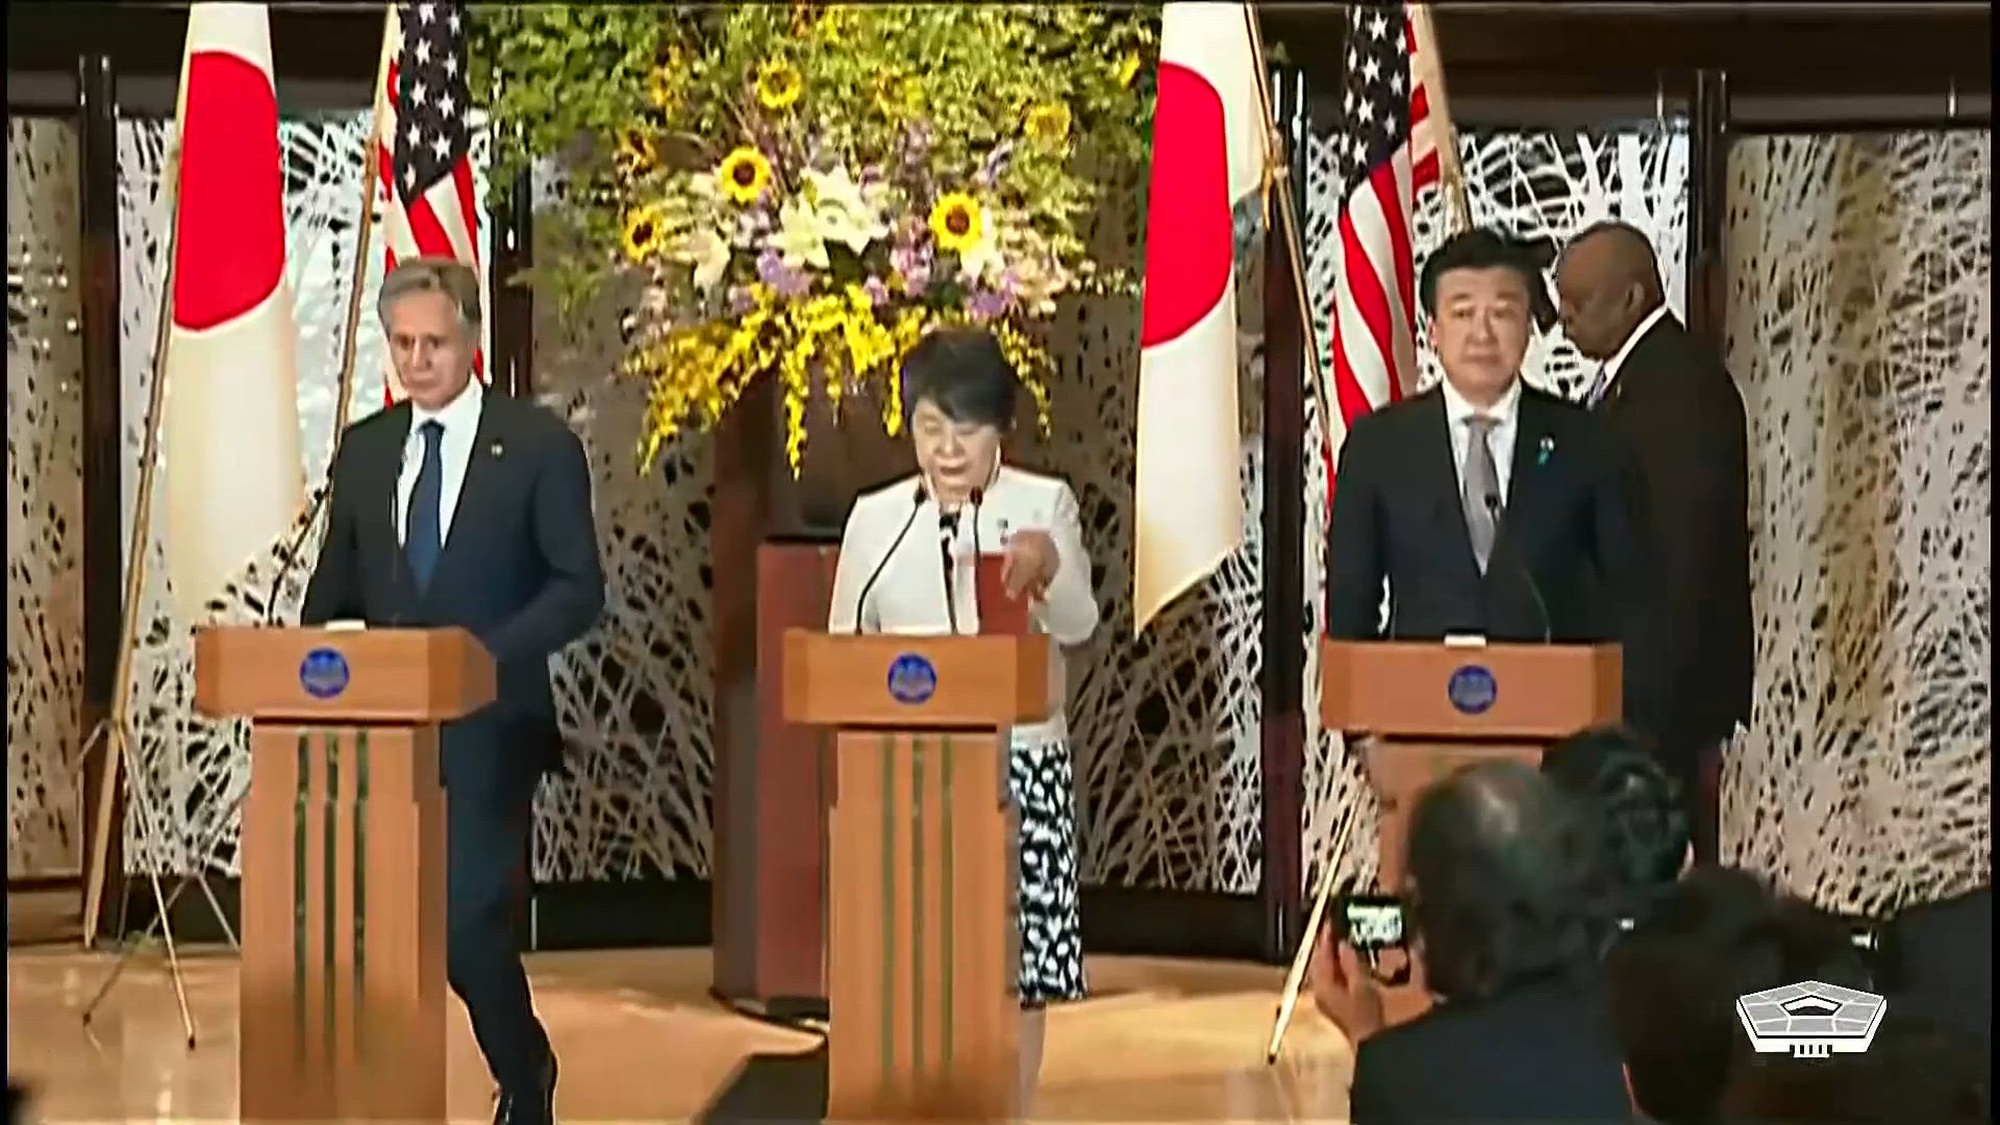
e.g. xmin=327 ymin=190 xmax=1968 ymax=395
xmin=302 ymin=257 xmax=604 ymax=1124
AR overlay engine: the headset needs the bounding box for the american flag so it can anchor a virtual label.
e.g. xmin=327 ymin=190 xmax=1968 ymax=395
xmin=1324 ymin=4 xmax=1442 ymax=493
xmin=378 ymin=0 xmax=483 ymax=403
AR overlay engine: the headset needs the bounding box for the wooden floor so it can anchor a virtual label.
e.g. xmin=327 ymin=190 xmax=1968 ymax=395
xmin=7 ymin=892 xmax=1356 ymax=1122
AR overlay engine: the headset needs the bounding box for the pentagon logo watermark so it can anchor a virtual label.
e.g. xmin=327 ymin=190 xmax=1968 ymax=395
xmin=1736 ymin=980 xmax=1888 ymax=1058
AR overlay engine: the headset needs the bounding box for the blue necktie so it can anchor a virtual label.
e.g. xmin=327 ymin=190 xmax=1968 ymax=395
xmin=404 ymin=419 xmax=444 ymax=589
xmin=1584 ymin=364 xmax=1612 ymax=408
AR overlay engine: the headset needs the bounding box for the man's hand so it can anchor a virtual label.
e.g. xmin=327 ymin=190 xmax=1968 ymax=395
xmin=1001 ymin=529 xmax=1060 ymax=599
xmin=1309 ymin=922 xmax=1388 ymax=1048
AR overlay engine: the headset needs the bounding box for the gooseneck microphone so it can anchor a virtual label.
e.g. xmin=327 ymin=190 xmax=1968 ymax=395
xmin=850 ymin=480 xmax=927 ymax=633
xmin=938 ymin=509 xmax=962 ymax=634
xmin=967 ymin=487 xmax=986 ymax=620
xmin=1484 ymin=493 xmax=1553 ymax=644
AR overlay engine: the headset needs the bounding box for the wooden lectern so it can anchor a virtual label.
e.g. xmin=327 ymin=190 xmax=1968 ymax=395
xmin=193 ymin=626 xmax=495 ymax=1123
xmin=1322 ymin=640 xmax=1622 ymax=892
xmin=782 ymin=628 xmax=1049 ymax=1120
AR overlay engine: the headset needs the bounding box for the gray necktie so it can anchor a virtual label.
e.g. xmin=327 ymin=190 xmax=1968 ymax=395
xmin=1462 ymin=414 xmax=1501 ymax=572
xmin=1584 ymin=364 xmax=1611 ymax=408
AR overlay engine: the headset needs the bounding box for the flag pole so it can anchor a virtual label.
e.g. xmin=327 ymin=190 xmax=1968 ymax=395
xmin=1257 ymin=0 xmax=1474 ymax=1063
xmin=1241 ymin=4 xmax=1338 ymax=486
xmin=74 ymin=136 xmax=203 ymax=1045
xmin=1407 ymin=3 xmax=1473 ymax=235
xmin=262 ymin=3 xmax=395 ymax=607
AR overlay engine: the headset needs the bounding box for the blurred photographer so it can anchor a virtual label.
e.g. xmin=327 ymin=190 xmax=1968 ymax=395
xmin=1312 ymin=761 xmax=1630 ymax=1122
xmin=1606 ymin=865 xmax=1869 ymax=1125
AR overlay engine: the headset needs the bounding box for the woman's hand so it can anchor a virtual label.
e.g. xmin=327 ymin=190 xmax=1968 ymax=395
xmin=1001 ymin=530 xmax=1060 ymax=599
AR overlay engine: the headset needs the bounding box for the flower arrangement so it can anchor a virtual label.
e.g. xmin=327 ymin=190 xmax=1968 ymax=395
xmin=474 ymin=4 xmax=1158 ymax=472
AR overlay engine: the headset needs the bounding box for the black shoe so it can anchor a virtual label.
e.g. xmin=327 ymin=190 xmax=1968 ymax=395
xmin=492 ymin=1052 xmax=557 ymax=1125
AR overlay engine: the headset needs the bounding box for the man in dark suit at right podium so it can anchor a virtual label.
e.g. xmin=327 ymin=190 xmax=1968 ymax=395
xmin=1325 ymin=229 xmax=1661 ymax=728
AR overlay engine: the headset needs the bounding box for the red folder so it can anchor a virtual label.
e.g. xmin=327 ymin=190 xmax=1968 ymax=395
xmin=975 ymin=553 xmax=1030 ymax=635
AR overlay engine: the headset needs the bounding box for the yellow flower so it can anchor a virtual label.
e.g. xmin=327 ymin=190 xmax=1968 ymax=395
xmin=872 ymin=70 xmax=903 ymax=116
xmin=716 ymin=148 xmax=773 ymax=205
xmin=622 ymin=206 xmax=666 ymax=262
xmin=617 ymin=128 xmax=657 ymax=172
xmin=1115 ymin=52 xmax=1143 ymax=89
xmin=928 ymin=193 xmax=985 ymax=255
xmin=1023 ymin=103 xmax=1072 ymax=146
xmin=755 ymin=60 xmax=803 ymax=112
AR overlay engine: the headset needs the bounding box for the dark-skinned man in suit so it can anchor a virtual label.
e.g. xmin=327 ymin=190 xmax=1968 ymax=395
xmin=1556 ymin=222 xmax=1751 ymax=864
xmin=302 ymin=257 xmax=604 ymax=1125
xmin=1325 ymin=229 xmax=1663 ymax=734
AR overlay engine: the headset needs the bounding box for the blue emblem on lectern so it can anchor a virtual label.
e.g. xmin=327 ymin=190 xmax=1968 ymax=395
xmin=886 ymin=653 xmax=938 ymax=705
xmin=299 ymin=647 xmax=351 ymax=699
xmin=1447 ymin=665 xmax=1497 ymax=715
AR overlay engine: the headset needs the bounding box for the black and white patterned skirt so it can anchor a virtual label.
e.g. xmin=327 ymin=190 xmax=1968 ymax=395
xmin=1009 ymin=734 xmax=1086 ymax=1007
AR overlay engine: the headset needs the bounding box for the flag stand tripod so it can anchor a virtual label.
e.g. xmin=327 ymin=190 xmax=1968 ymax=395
xmin=74 ymin=16 xmax=385 ymax=1036
xmin=73 ymin=139 xmax=211 ymax=1047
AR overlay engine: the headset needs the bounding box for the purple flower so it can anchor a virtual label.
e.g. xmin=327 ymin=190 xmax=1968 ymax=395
xmin=974 ymin=142 xmax=1014 ymax=189
xmin=756 ymin=250 xmax=813 ymax=299
xmin=726 ymin=285 xmax=759 ymax=315
xmin=891 ymin=236 xmax=934 ymax=294
xmin=967 ymin=290 xmax=1012 ymax=322
xmin=862 ymin=276 xmax=892 ymax=306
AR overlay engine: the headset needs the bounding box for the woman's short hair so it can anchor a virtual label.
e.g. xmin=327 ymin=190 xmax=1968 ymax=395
xmin=1540 ymin=724 xmax=1690 ymax=912
xmin=899 ymin=327 xmax=1019 ymax=431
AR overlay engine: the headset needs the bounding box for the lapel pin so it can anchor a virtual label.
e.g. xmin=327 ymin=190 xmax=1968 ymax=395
xmin=490 ymin=440 xmax=505 ymax=459
xmin=1536 ymin=436 xmax=1555 ymax=465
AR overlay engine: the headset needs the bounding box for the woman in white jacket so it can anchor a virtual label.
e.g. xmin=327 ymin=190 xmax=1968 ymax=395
xmin=827 ymin=327 xmax=1099 ymax=1108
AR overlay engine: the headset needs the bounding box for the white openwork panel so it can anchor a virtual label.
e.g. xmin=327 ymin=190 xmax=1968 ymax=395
xmin=527 ymin=239 xmax=718 ymax=882
xmin=1298 ymin=126 xmax=1691 ymax=894
xmin=7 ymin=118 xmax=87 ymax=878
xmin=114 ymin=112 xmax=488 ymax=874
xmin=1722 ymin=132 xmax=1992 ymax=918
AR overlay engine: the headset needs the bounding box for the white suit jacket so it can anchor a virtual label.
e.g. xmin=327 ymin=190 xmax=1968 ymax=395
xmin=826 ymin=465 xmax=1098 ymax=743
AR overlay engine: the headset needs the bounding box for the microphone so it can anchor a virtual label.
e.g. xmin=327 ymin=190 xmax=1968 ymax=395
xmin=263 ymin=482 xmax=335 ymax=625
xmin=850 ymin=480 xmax=927 ymax=633
xmin=1483 ymin=493 xmax=1552 ymax=644
xmin=385 ymin=439 xmax=414 ymax=626
xmin=938 ymin=509 xmax=962 ymax=635
xmin=967 ymin=487 xmax=986 ymax=621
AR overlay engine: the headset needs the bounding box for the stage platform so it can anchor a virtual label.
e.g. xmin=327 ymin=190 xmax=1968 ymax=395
xmin=7 ymin=892 xmax=1355 ymax=1122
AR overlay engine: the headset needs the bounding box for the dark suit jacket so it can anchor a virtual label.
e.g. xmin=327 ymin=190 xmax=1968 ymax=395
xmin=1595 ymin=314 xmax=1752 ymax=762
xmin=301 ymin=392 xmax=605 ymax=784
xmin=1326 ymin=384 xmax=1663 ymax=726
xmin=1880 ymin=885 xmax=1992 ymax=1047
xmin=1349 ymin=973 xmax=1635 ymax=1123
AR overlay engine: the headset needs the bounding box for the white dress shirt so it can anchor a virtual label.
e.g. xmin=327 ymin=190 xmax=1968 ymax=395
xmin=1593 ymin=303 xmax=1672 ymax=401
xmin=827 ymin=464 xmax=1099 ymax=743
xmin=1439 ymin=374 xmax=1523 ymax=505
xmin=395 ymin=377 xmax=483 ymax=546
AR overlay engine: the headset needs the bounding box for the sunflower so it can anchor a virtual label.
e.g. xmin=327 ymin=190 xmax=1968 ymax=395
xmin=928 ymin=193 xmax=985 ymax=255
xmin=622 ymin=206 xmax=667 ymax=263
xmin=716 ymin=148 xmax=774 ymax=205
xmin=1023 ymin=103 xmax=1073 ymax=146
xmin=1115 ymin=52 xmax=1143 ymax=89
xmin=616 ymin=127 xmax=658 ymax=172
xmin=646 ymin=65 xmax=678 ymax=113
xmin=755 ymin=60 xmax=803 ymax=112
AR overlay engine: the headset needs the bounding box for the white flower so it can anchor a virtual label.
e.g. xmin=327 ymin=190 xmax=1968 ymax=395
xmin=674 ymin=228 xmax=732 ymax=291
xmin=767 ymin=197 xmax=832 ymax=271
xmin=803 ymin=167 xmax=890 ymax=254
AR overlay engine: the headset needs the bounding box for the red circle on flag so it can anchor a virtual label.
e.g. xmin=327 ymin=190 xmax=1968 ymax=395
xmin=1139 ymin=61 xmax=1233 ymax=350
xmin=172 ymin=50 xmax=285 ymax=332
